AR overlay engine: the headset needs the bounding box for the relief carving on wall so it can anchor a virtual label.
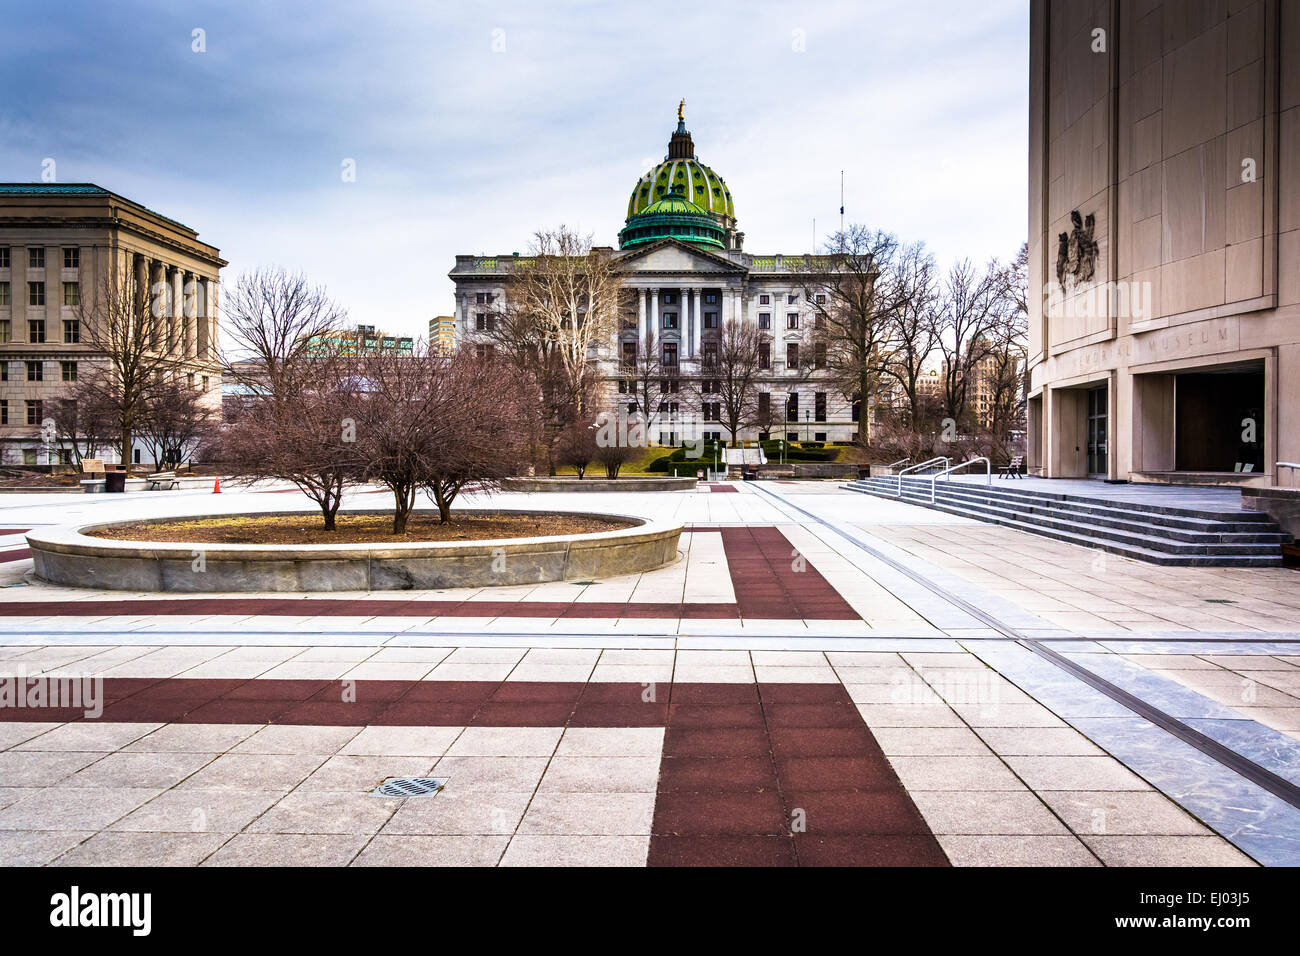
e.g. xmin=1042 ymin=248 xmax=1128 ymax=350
xmin=1055 ymin=210 xmax=1098 ymax=287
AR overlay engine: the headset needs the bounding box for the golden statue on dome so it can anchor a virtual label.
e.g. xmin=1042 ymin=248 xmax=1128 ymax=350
xmin=678 ymin=98 xmax=685 ymax=122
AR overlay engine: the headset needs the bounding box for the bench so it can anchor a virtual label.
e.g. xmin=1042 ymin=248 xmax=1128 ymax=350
xmin=146 ymin=471 xmax=178 ymax=490
xmin=998 ymin=456 xmax=1024 ymax=479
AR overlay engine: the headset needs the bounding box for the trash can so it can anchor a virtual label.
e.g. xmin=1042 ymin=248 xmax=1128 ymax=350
xmin=104 ymin=471 xmax=127 ymax=493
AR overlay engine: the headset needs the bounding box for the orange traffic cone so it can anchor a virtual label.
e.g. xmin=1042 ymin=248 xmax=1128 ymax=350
xmin=213 ymin=476 xmax=221 ymax=494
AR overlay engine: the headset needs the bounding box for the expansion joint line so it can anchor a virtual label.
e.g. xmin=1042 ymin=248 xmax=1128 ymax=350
xmin=746 ymin=481 xmax=1300 ymax=811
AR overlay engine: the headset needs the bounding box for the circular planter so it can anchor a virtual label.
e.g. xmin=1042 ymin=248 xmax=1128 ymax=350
xmin=25 ymin=509 xmax=683 ymax=593
xmin=501 ymin=476 xmax=699 ymax=493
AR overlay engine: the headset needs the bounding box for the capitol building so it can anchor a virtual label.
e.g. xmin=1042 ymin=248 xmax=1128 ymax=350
xmin=449 ymin=109 xmax=856 ymax=446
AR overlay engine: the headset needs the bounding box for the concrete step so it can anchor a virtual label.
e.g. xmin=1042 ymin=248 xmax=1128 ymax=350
xmin=841 ymin=478 xmax=1286 ymax=567
xmin=846 ymin=479 xmax=1289 ymax=545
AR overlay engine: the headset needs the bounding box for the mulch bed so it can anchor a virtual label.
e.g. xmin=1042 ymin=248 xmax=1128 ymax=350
xmin=85 ymin=513 xmax=636 ymax=545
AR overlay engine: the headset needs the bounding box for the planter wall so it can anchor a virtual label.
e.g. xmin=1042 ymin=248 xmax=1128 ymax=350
xmin=500 ymin=476 xmax=697 ymax=493
xmin=26 ymin=509 xmax=683 ymax=593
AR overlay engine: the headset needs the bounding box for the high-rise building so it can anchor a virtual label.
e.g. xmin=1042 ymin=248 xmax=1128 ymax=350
xmin=429 ymin=315 xmax=456 ymax=354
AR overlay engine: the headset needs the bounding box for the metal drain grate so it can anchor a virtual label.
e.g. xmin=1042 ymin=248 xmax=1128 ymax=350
xmin=373 ymin=777 xmax=447 ymax=797
xmin=1206 ymin=599 xmax=1237 ymax=604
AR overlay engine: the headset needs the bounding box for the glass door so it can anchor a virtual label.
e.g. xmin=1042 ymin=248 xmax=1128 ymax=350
xmin=1086 ymin=386 xmax=1108 ymax=477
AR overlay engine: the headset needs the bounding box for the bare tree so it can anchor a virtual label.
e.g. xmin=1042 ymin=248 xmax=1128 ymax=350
xmin=50 ymin=385 xmax=114 ymax=468
xmin=623 ymin=328 xmax=674 ymax=441
xmin=74 ymin=267 xmax=174 ymax=465
xmin=933 ymin=258 xmax=1004 ymax=428
xmin=357 ymin=346 xmax=529 ymax=532
xmin=692 ymin=317 xmax=769 ymax=447
xmin=137 ymin=379 xmax=218 ymax=469
xmin=482 ymin=228 xmax=622 ymax=470
xmin=221 ymin=267 xmax=349 ymax=405
xmin=803 ymin=226 xmax=901 ymax=445
xmin=554 ymin=420 xmax=599 ymax=478
xmin=879 ymin=242 xmax=941 ymax=426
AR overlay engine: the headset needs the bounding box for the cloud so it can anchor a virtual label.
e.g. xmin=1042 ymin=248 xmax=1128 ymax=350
xmin=0 ymin=0 xmax=1029 ymax=336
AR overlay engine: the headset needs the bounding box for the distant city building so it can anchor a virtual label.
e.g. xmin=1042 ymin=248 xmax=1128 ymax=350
xmin=306 ymin=324 xmax=413 ymax=356
xmin=1027 ymin=0 xmax=1297 ymax=486
xmin=429 ymin=314 xmax=456 ymax=354
xmin=0 ymin=183 xmax=224 ymax=466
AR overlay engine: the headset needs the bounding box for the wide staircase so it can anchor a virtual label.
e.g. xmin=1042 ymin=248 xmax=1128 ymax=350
xmin=842 ymin=474 xmax=1290 ymax=567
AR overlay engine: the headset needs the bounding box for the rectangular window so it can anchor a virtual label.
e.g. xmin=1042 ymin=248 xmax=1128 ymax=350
xmin=618 ymin=380 xmax=627 ymax=394
xmin=787 ymin=294 xmax=798 ymax=304
xmin=28 ymin=282 xmax=45 ymax=306
xmin=474 ymin=343 xmax=495 ymax=359
xmin=786 ymin=312 xmax=799 ymax=329
xmin=0 ymin=247 xmax=9 ymax=268
xmin=0 ymin=282 xmax=8 ymax=306
xmin=63 ymin=319 xmax=79 ymax=343
xmin=759 ymin=294 xmax=770 ymax=305
xmin=26 ymin=399 xmax=42 ymax=425
xmin=758 ymin=312 xmax=771 ymax=329
xmin=62 ymin=282 xmax=80 ymax=306
xmin=758 ymin=392 xmax=771 ymax=422
xmin=704 ymin=293 xmax=717 ymax=304
xmin=28 ymin=248 xmax=44 ymax=269
xmin=662 ymin=312 xmax=678 ymax=330
xmin=621 ymin=341 xmax=636 ymax=365
xmin=475 ymin=313 xmax=486 ymax=331
xmin=787 ymin=392 xmax=799 ymax=422
xmin=815 ymin=294 xmax=826 ymax=304
xmin=786 ymin=343 xmax=799 ymax=368
xmin=27 ymin=360 xmax=43 ymax=381
xmin=702 ymin=342 xmax=717 ymax=368
xmin=1 ymin=363 xmax=7 ymax=381
xmin=814 ymin=342 xmax=827 ymax=369
xmin=63 ymin=247 xmax=79 ymax=269
xmin=759 ymin=342 xmax=770 ymax=369
xmin=201 ymin=375 xmax=210 ymax=392
xmin=61 ymin=361 xmax=77 ymax=381
xmin=475 ymin=292 xmax=494 ymax=304
xmin=0 ymin=401 xmax=6 ymax=425
xmin=814 ymin=432 xmax=827 ymax=442
xmin=704 ymin=311 xmax=717 ymax=329
xmin=0 ymin=320 xmax=8 ymax=343
xmin=662 ymin=342 xmax=678 ymax=367
xmin=815 ymin=392 xmax=827 ymax=422
xmin=663 ymin=292 xmax=676 ymax=304
xmin=787 ymin=431 xmax=798 ymax=442
xmin=28 ymin=319 xmax=45 ymax=343
xmin=187 ymin=372 xmax=196 ymax=388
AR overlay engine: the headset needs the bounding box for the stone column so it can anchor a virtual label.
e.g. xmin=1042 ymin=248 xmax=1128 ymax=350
xmin=182 ymin=273 xmax=197 ymax=358
xmin=149 ymin=261 xmax=167 ymax=349
xmin=637 ymin=288 xmax=647 ymax=346
xmin=690 ymin=287 xmax=701 ymax=359
xmin=170 ymin=268 xmax=184 ymax=356
xmin=648 ymin=288 xmax=658 ymax=346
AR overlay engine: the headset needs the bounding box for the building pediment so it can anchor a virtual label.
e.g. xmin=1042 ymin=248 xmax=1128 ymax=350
xmin=614 ymin=239 xmax=746 ymax=276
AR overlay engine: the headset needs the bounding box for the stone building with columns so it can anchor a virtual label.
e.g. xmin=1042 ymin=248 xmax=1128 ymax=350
xmin=0 ymin=184 xmax=224 ymax=466
xmin=448 ymin=113 xmax=857 ymax=445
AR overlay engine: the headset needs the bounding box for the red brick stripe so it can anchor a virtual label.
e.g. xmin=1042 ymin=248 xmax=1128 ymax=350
xmin=719 ymin=526 xmax=859 ymax=620
xmin=0 ymin=549 xmax=31 ymax=563
xmin=649 ymin=681 xmax=947 ymax=866
xmin=0 ymin=676 xmax=946 ymax=866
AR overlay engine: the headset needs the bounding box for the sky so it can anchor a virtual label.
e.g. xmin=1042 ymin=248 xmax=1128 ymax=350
xmin=1 ymin=0 xmax=1029 ymax=339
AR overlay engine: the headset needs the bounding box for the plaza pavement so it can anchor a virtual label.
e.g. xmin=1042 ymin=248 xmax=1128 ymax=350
xmin=0 ymin=479 xmax=1297 ymax=866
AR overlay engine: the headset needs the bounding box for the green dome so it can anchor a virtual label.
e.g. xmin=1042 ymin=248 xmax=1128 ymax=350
xmin=627 ymin=158 xmax=735 ymax=220
xmin=618 ymin=185 xmax=726 ymax=250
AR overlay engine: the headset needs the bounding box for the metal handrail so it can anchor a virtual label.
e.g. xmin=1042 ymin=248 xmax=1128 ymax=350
xmin=892 ymin=456 xmax=951 ymax=497
xmin=1278 ymin=462 xmax=1300 ymax=488
xmin=885 ymin=457 xmax=910 ymax=470
xmin=928 ymin=457 xmax=991 ymax=502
